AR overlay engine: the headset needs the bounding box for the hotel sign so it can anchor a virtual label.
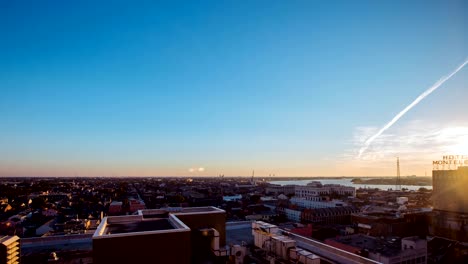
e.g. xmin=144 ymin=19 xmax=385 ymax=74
xmin=433 ymin=155 xmax=468 ymax=170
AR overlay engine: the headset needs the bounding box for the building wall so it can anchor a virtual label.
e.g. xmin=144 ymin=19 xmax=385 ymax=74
xmin=295 ymin=186 xmax=328 ymax=197
xmin=291 ymin=197 xmax=346 ymax=209
xmin=175 ymin=212 xmax=226 ymax=247
xmin=432 ymin=167 xmax=468 ymax=242
xmin=175 ymin=211 xmax=227 ymax=262
xmin=108 ymin=202 xmax=123 ymax=215
xmin=432 ymin=167 xmax=468 ymax=213
xmin=295 ymin=185 xmax=356 ymax=198
xmin=284 ymin=208 xmax=301 ymax=222
xmin=93 ymin=231 xmax=191 ymax=264
xmin=430 ymin=210 xmax=468 ymax=242
xmin=129 ymin=199 xmax=146 ymax=213
xmin=352 ymin=214 xmax=404 ymax=237
xmin=265 ymin=185 xmax=295 ymax=196
xmin=325 ymin=235 xmax=427 ymax=264
xmin=368 ymin=245 xmax=426 ymax=264
xmin=302 ymin=207 xmax=358 ymax=224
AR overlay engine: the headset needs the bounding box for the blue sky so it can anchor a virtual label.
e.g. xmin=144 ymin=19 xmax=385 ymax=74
xmin=1 ymin=1 xmax=467 ymax=176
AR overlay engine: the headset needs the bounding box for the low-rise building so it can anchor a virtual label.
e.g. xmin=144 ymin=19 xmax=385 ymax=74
xmin=302 ymin=206 xmax=359 ymax=224
xmin=128 ymin=198 xmax=145 ymax=213
xmin=222 ymin=195 xmax=242 ymax=202
xmin=284 ymin=208 xmax=302 ymax=222
xmin=352 ymin=211 xmax=430 ymax=237
xmin=265 ymin=185 xmax=296 ymax=196
xmin=107 ymin=201 xmax=123 ymax=215
xmin=295 ymin=182 xmax=356 ymax=198
xmin=291 ymin=197 xmax=347 ymax=209
xmin=325 ymin=234 xmax=427 ymax=264
xmin=252 ymin=221 xmax=379 ymax=264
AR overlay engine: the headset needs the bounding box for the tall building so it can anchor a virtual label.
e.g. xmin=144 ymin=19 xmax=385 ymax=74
xmin=93 ymin=207 xmax=227 ymax=264
xmin=431 ymin=155 xmax=468 ymax=241
xmin=0 ymin=236 xmax=20 ymax=264
xmin=432 ymin=165 xmax=468 ymax=213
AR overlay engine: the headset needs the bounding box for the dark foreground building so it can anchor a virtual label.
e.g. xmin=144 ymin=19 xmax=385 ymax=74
xmin=93 ymin=207 xmax=227 ymax=264
xmin=431 ymin=163 xmax=468 ymax=242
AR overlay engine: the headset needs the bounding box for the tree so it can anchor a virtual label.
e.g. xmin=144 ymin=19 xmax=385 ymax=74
xmin=249 ymin=195 xmax=261 ymax=204
xmin=418 ymin=187 xmax=429 ymax=192
xmin=30 ymin=197 xmax=46 ymax=210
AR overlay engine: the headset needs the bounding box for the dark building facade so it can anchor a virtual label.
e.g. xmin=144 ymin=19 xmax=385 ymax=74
xmin=431 ymin=164 xmax=468 ymax=241
xmin=352 ymin=212 xmax=430 ymax=237
xmin=92 ymin=207 xmax=227 ymax=264
xmin=301 ymin=206 xmax=359 ymax=225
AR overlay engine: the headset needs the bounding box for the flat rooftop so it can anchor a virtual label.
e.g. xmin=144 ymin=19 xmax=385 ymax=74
xmin=0 ymin=235 xmax=19 ymax=245
xmin=93 ymin=206 xmax=225 ymax=239
xmin=226 ymin=221 xmax=254 ymax=245
xmin=93 ymin=214 xmax=189 ymax=239
xmin=105 ymin=218 xmax=175 ymax=234
xmin=330 ymin=234 xmax=402 ymax=257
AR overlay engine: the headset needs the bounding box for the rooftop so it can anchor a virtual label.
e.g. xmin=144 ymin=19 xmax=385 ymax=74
xmin=93 ymin=206 xmax=224 ymax=239
xmin=94 ymin=214 xmax=189 ymax=239
xmin=329 ymin=234 xmax=404 ymax=257
xmin=105 ymin=218 xmax=175 ymax=234
xmin=0 ymin=235 xmax=19 ymax=245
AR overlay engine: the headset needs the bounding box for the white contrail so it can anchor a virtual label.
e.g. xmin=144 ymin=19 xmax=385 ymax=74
xmin=358 ymin=59 xmax=468 ymax=158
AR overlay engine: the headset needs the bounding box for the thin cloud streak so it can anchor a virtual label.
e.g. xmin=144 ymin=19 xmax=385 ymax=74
xmin=358 ymin=59 xmax=468 ymax=158
xmin=351 ymin=121 xmax=468 ymax=162
xmin=337 ymin=120 xmax=468 ymax=176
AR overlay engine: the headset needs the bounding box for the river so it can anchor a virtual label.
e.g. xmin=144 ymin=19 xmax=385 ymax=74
xmin=269 ymin=178 xmax=432 ymax=191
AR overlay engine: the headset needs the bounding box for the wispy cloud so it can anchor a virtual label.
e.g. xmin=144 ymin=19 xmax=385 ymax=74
xmin=189 ymin=167 xmax=206 ymax=173
xmin=357 ymin=59 xmax=468 ymax=158
xmin=348 ymin=120 xmax=468 ymax=171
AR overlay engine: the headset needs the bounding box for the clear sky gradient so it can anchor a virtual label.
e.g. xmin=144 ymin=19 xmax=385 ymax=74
xmin=1 ymin=1 xmax=467 ymax=177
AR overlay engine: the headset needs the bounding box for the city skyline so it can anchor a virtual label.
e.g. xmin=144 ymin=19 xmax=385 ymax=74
xmin=1 ymin=1 xmax=467 ymax=177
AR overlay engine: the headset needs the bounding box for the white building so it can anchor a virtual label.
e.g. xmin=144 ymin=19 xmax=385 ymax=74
xmin=284 ymin=208 xmax=302 ymax=222
xmin=295 ymin=182 xmax=356 ymax=198
xmin=266 ymin=185 xmax=296 ymax=195
xmin=251 ymin=221 xmax=379 ymax=264
xmin=290 ymin=197 xmax=347 ymax=209
xmin=223 ymin=194 xmax=242 ymax=202
xmin=252 ymin=221 xmax=320 ymax=263
xmin=396 ymin=197 xmax=409 ymax=205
